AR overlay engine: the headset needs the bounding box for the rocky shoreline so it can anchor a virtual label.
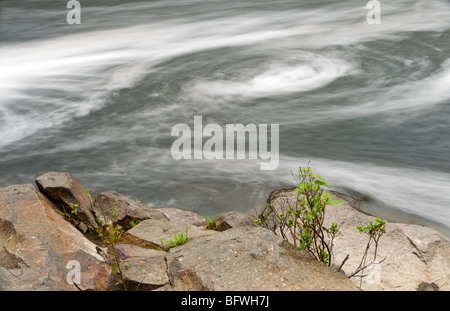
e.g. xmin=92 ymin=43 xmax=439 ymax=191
xmin=0 ymin=172 xmax=448 ymax=291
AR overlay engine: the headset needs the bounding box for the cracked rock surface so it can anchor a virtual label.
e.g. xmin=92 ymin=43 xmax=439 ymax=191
xmin=0 ymin=184 xmax=109 ymax=291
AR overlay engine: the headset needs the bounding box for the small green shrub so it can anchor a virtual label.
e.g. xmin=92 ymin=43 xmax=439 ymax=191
xmin=161 ymin=225 xmax=190 ymax=248
xmin=254 ymin=164 xmax=387 ymax=286
xmin=255 ymin=165 xmax=341 ymax=266
xmin=96 ymin=206 xmax=132 ymax=291
xmin=82 ymin=188 xmax=131 ymax=291
xmin=349 ymin=217 xmax=386 ymax=285
xmin=204 ymin=216 xmax=215 ymax=230
xmin=69 ymin=203 xmax=78 ymax=216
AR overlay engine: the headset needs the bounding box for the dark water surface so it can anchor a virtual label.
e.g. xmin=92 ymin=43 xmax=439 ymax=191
xmin=1 ymin=0 xmax=449 ymax=235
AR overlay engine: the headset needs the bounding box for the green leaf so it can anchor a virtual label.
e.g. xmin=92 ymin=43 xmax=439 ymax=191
xmin=111 ymin=263 xmax=118 ymax=274
xmin=329 ymin=222 xmax=339 ymax=234
xmin=299 ymin=181 xmax=311 ymax=191
xmin=287 ymin=205 xmax=293 ymax=215
xmin=314 ymin=180 xmax=328 ymax=186
xmin=85 ymin=187 xmax=91 ymax=199
xmin=312 ymin=173 xmax=328 ymax=184
xmin=327 ymin=199 xmax=343 ymax=206
xmin=110 ymin=206 xmax=119 ymax=220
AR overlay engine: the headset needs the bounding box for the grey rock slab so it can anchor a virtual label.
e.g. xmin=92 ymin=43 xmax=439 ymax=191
xmin=213 ymin=211 xmax=255 ymax=231
xmin=119 ymin=218 xmax=217 ymax=251
xmin=0 ymin=184 xmax=110 ymax=291
xmin=165 ymin=226 xmax=358 ymax=291
xmin=156 ymin=207 xmax=206 ymax=227
xmin=92 ymin=190 xmax=168 ymax=227
xmin=35 ymin=172 xmax=99 ymax=230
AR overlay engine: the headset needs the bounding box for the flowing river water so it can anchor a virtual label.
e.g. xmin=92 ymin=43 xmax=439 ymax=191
xmin=1 ymin=0 xmax=449 ymax=235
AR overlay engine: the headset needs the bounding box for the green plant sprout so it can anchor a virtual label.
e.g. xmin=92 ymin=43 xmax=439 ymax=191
xmin=348 ymin=217 xmax=387 ymax=286
xmin=70 ymin=203 xmax=78 ymax=216
xmin=161 ymin=225 xmax=190 ymax=248
xmin=82 ymin=188 xmax=131 ymax=291
xmin=204 ymin=216 xmax=215 ymax=230
xmin=255 ymin=164 xmax=342 ymax=266
xmin=96 ymin=206 xmax=131 ymax=291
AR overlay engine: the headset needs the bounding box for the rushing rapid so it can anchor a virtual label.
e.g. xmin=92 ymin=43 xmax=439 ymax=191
xmin=1 ymin=0 xmax=449 ymax=234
